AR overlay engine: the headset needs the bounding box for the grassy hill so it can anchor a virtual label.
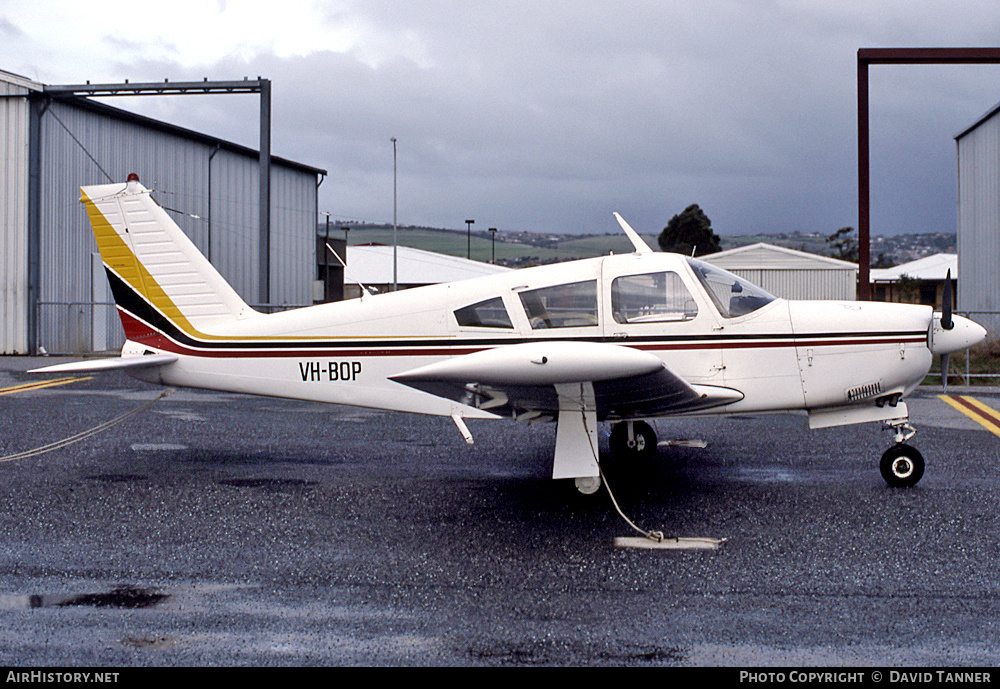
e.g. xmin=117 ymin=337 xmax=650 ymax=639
xmin=330 ymin=223 xmax=954 ymax=267
xmin=335 ymin=223 xmax=823 ymax=266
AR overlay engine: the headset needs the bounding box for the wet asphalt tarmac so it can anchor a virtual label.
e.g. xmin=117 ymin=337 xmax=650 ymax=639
xmin=1 ymin=357 xmax=999 ymax=667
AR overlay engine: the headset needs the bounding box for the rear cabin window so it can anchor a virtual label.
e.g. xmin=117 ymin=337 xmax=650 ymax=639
xmin=518 ymin=280 xmax=598 ymax=329
xmin=611 ymin=272 xmax=698 ymax=324
xmin=454 ymin=297 xmax=515 ymax=329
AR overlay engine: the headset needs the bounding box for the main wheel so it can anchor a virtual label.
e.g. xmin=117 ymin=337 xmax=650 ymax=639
xmin=880 ymin=444 xmax=925 ymax=488
xmin=609 ymin=420 xmax=658 ymax=462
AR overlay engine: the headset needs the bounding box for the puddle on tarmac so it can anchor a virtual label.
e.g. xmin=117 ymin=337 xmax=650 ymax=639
xmin=218 ymin=478 xmax=318 ymax=490
xmin=0 ymin=585 xmax=168 ymax=610
xmin=84 ymin=473 xmax=149 ymax=483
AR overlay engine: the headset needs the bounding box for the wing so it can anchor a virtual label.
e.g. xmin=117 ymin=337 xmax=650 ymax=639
xmin=391 ymin=341 xmax=742 ymax=482
xmin=389 ymin=341 xmax=742 ymax=421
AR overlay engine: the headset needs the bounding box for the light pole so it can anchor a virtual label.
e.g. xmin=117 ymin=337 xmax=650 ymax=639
xmin=391 ymin=137 xmax=397 ymax=291
xmin=465 ymin=219 xmax=474 ymax=259
xmin=489 ymin=227 xmax=497 ymax=264
xmin=323 ymin=212 xmax=330 ymax=302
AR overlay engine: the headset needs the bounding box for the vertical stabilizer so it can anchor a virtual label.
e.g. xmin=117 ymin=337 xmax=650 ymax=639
xmin=82 ymin=178 xmax=256 ymax=340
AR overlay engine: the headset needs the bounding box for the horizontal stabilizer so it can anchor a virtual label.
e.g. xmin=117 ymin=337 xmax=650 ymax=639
xmin=29 ymin=353 xmax=178 ymax=375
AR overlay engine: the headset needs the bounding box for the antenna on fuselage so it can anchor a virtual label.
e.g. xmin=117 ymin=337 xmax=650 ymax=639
xmin=613 ymin=213 xmax=653 ymax=254
xmin=326 ymin=242 xmax=373 ymax=299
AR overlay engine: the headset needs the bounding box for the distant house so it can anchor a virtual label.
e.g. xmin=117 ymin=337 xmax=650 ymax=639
xmin=701 ymin=243 xmax=858 ymax=301
xmin=339 ymin=244 xmax=510 ymax=299
xmin=869 ymin=253 xmax=957 ymax=310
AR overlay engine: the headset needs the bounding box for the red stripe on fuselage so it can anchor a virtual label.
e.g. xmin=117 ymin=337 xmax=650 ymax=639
xmin=117 ymin=309 xmax=928 ymax=360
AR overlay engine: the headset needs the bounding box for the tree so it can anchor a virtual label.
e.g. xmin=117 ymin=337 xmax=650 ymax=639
xmin=657 ymin=204 xmax=721 ymax=256
xmin=826 ymin=226 xmax=859 ymax=262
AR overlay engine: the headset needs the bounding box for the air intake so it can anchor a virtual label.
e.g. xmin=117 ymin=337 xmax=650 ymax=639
xmin=846 ymin=380 xmax=882 ymax=402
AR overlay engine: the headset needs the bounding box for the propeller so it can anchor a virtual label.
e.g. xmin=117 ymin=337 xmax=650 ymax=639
xmin=941 ymin=269 xmax=954 ymax=331
xmin=940 ymin=269 xmax=954 ymax=387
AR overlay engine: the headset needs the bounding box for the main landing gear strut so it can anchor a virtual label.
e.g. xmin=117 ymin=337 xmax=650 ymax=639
xmin=880 ymin=419 xmax=924 ymax=488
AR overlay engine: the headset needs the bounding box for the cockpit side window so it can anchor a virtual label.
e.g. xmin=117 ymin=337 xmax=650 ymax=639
xmin=454 ymin=297 xmax=514 ymax=329
xmin=686 ymin=257 xmax=775 ymax=318
xmin=518 ymin=280 xmax=598 ymax=329
xmin=611 ymin=272 xmax=698 ymax=324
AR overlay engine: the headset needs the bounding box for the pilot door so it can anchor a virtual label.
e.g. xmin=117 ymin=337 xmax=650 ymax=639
xmin=601 ymin=259 xmax=726 ymax=385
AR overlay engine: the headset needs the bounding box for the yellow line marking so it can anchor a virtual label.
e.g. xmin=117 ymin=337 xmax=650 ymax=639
xmin=939 ymin=395 xmax=1000 ymax=438
xmin=0 ymin=376 xmax=92 ymax=397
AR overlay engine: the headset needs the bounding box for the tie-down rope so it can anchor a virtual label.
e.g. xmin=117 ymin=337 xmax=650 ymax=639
xmin=0 ymin=388 xmax=174 ymax=463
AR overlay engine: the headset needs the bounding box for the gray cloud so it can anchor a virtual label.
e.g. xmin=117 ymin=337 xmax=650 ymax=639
xmin=0 ymin=16 xmax=24 ymax=39
xmin=12 ymin=1 xmax=1000 ymax=237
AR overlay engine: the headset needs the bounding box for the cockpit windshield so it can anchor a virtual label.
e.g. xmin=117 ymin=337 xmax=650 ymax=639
xmin=686 ymin=257 xmax=776 ymax=318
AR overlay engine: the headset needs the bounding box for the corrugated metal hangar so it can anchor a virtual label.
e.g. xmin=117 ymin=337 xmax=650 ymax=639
xmin=0 ymin=69 xmax=326 ymax=354
xmin=702 ymin=243 xmax=858 ymax=301
xmin=956 ymin=101 xmax=1000 ymax=337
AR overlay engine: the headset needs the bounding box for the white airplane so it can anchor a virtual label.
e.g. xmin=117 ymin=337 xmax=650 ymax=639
xmin=33 ymin=178 xmax=987 ymax=493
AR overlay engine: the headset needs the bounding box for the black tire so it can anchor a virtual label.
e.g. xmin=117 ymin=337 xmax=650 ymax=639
xmin=880 ymin=444 xmax=925 ymax=488
xmin=609 ymin=420 xmax=658 ymax=463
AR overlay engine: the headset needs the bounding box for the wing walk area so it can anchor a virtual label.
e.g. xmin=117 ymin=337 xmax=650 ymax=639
xmin=940 ymin=395 xmax=1000 ymax=437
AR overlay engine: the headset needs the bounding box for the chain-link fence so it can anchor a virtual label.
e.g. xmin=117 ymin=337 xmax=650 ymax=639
xmin=35 ymin=301 xmax=124 ymax=355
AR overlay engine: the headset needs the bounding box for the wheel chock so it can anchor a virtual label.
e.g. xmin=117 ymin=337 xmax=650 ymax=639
xmin=613 ymin=536 xmax=727 ymax=550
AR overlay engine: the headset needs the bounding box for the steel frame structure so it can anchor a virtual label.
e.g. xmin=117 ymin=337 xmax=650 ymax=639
xmin=42 ymin=78 xmax=273 ymax=306
xmin=857 ymin=48 xmax=1000 ymax=300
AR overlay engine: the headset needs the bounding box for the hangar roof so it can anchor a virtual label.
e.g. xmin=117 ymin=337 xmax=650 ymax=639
xmin=346 ymin=244 xmax=511 ymax=286
xmin=1 ymin=68 xmax=325 ymax=176
xmin=703 ymin=242 xmax=857 ymax=271
xmin=870 ymin=253 xmax=957 ymax=282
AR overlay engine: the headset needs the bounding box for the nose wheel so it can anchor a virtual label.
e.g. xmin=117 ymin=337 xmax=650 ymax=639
xmin=880 ymin=418 xmax=924 ymax=487
xmin=880 ymin=444 xmax=925 ymax=487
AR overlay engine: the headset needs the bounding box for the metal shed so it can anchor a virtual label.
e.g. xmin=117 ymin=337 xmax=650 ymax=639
xmin=956 ymin=100 xmax=1000 ymax=337
xmin=0 ymin=70 xmax=36 ymax=354
xmin=870 ymin=253 xmax=957 ymax=309
xmin=0 ymin=69 xmax=326 ymax=354
xmin=701 ymin=243 xmax=858 ymax=301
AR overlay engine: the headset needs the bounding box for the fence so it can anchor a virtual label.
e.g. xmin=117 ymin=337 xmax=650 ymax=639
xmin=35 ymin=302 xmax=123 ymax=355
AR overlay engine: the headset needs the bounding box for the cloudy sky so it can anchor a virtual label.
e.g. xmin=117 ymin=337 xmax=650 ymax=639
xmin=3 ymin=0 xmax=1000 ymax=238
